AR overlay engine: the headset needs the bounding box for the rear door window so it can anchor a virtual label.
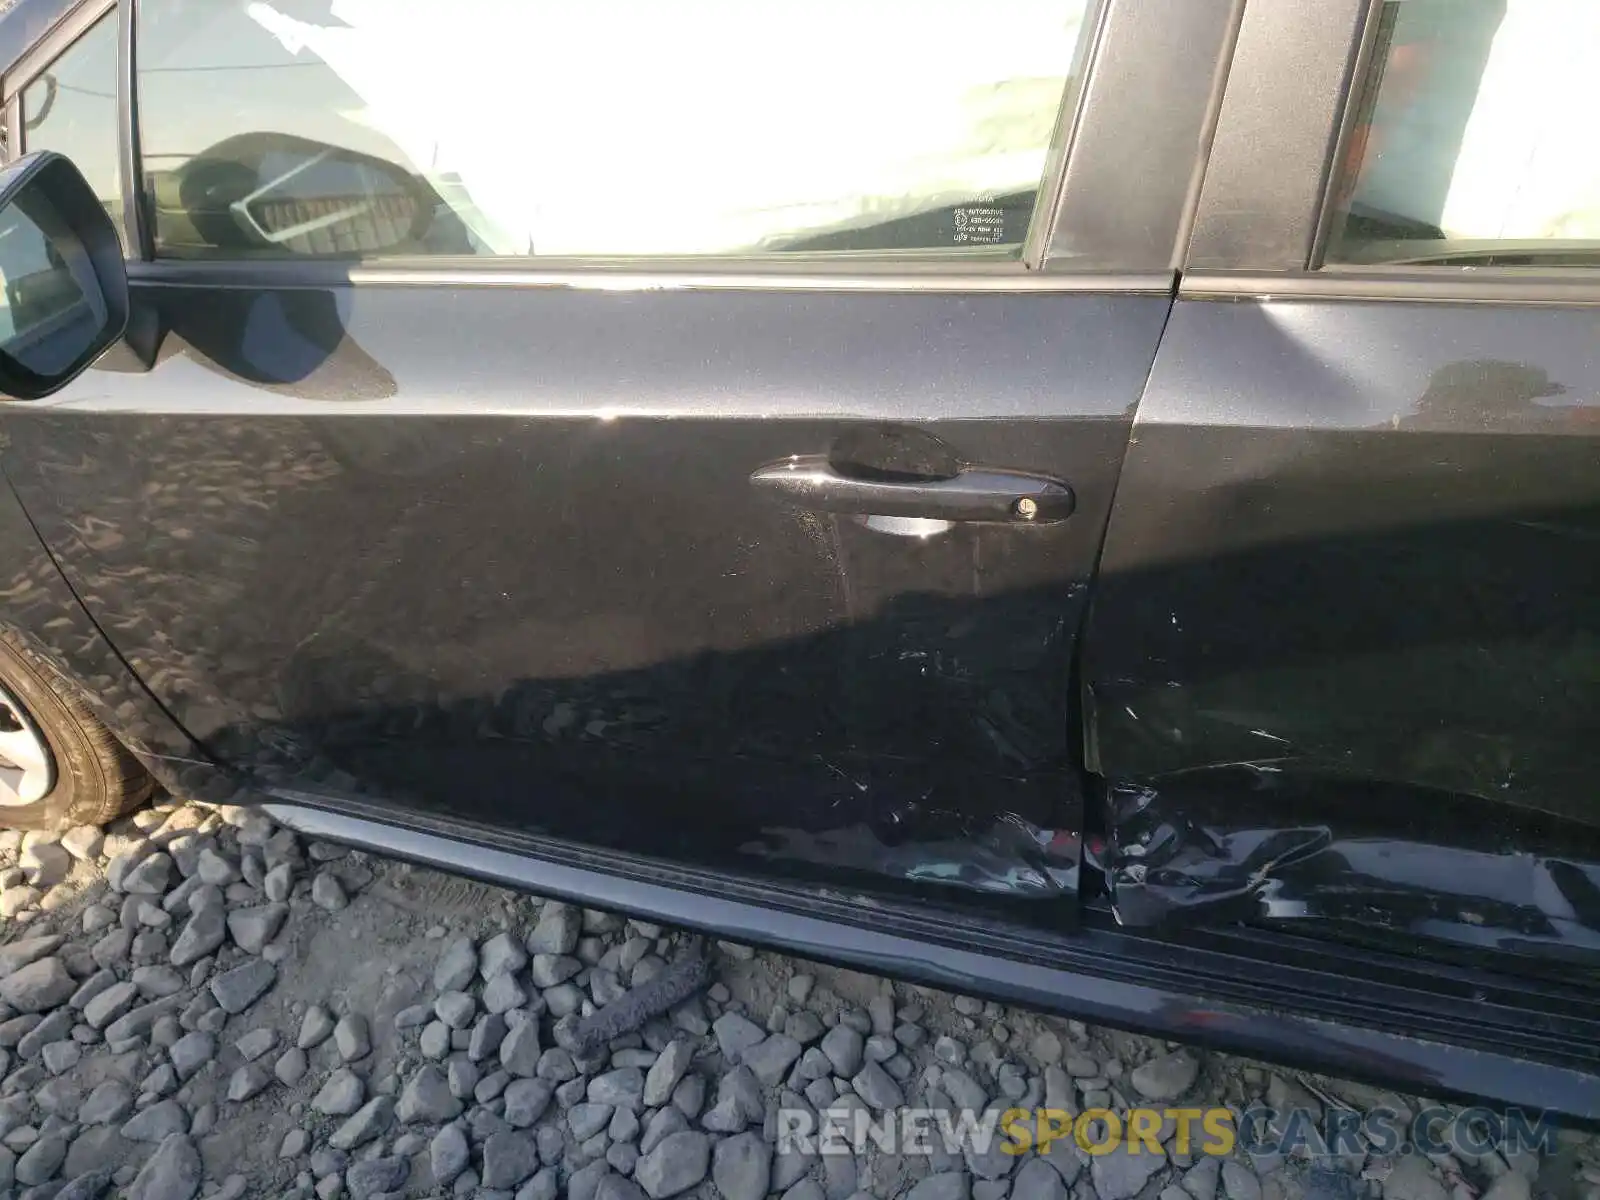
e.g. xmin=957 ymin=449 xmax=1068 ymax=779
xmin=136 ymin=0 xmax=1097 ymax=260
xmin=1325 ymin=0 xmax=1600 ymax=267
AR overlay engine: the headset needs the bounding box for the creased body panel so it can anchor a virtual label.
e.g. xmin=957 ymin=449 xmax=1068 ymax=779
xmin=1084 ymin=296 xmax=1600 ymax=969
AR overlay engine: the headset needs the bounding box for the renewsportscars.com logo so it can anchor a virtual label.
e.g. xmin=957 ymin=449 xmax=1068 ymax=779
xmin=776 ymin=1105 xmax=1559 ymax=1160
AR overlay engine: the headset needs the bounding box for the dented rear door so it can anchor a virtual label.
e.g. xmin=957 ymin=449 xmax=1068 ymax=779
xmin=1083 ymin=0 xmax=1600 ymax=970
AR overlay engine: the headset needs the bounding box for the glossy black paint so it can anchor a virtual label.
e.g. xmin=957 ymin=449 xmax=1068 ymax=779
xmin=3 ymin=280 xmax=1172 ymax=906
xmin=1084 ymin=297 xmax=1600 ymax=969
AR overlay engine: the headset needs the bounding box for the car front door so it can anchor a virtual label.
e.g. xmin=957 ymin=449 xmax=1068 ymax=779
xmin=1084 ymin=0 xmax=1600 ymax=970
xmin=0 ymin=0 xmax=1236 ymax=916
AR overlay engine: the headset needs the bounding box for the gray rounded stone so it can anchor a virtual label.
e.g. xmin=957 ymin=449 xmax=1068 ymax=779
xmin=328 ymin=1097 xmax=395 ymax=1151
xmin=275 ymin=1047 xmax=309 ymax=1086
xmin=312 ymin=1069 xmax=365 ymax=1117
xmin=1 ymin=957 xmax=75 ymax=1013
xmin=226 ymin=1063 xmax=272 ymax=1102
xmin=820 ymin=1026 xmax=864 ymax=1078
xmin=481 ymin=1131 xmax=540 ymax=1189
xmin=396 ymin=1065 xmax=463 ymax=1124
xmin=126 ymin=1133 xmax=201 ymax=1200
xmin=431 ymin=1123 xmax=470 ymax=1185
xmin=346 ymin=1155 xmax=408 ymax=1199
xmin=168 ymin=906 xmax=225 ymax=970
xmin=636 ymin=1131 xmax=711 ymax=1199
xmin=1130 ymin=1051 xmax=1198 ymax=1102
xmin=420 ymin=1021 xmax=452 ymax=1060
xmin=297 ymin=1005 xmax=335 ymax=1050
xmin=434 ymin=937 xmax=478 ymax=992
xmin=503 ymin=1079 xmax=553 ymax=1128
xmin=226 ymin=903 xmax=287 ymax=955
xmin=16 ymin=1131 xmax=68 ymax=1185
xmin=435 ymin=992 xmax=476 ymax=1030
xmin=333 ymin=1014 xmax=371 ymax=1062
xmin=310 ymin=872 xmax=347 ymax=911
xmin=499 ymin=1020 xmax=541 ymax=1077
xmin=80 ymin=1081 xmax=135 ymax=1127
xmin=168 ymin=1032 xmax=214 ymax=1081
xmin=712 ymin=1131 xmax=771 ymax=1200
xmin=209 ymin=960 xmax=276 ymax=1014
xmin=121 ymin=1099 xmax=189 ymax=1143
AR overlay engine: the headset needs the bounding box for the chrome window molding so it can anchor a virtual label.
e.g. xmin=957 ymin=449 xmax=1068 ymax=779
xmin=3 ymin=97 xmax=18 ymax=164
xmin=127 ymin=259 xmax=1176 ymax=295
xmin=1180 ymin=269 xmax=1600 ymax=308
xmin=116 ymin=0 xmax=145 ymax=258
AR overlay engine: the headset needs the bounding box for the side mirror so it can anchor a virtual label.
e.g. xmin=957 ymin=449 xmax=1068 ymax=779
xmin=0 ymin=151 xmax=128 ymax=400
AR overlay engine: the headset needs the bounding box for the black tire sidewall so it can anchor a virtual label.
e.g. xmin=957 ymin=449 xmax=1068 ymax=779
xmin=0 ymin=635 xmax=103 ymax=830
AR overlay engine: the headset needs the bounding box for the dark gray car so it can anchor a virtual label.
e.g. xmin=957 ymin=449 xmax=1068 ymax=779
xmin=0 ymin=0 xmax=1593 ymax=1116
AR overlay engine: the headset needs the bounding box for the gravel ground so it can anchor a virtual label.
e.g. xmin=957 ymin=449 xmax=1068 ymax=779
xmin=0 ymin=797 xmax=1592 ymax=1200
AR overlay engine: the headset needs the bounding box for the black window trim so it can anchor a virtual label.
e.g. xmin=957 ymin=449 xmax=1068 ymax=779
xmin=1303 ymin=0 xmax=1387 ymax=272
xmin=1044 ymin=0 xmax=1244 ymax=272
xmin=1185 ymin=0 xmax=1373 ymax=274
xmin=1184 ymin=0 xmax=1600 ymax=303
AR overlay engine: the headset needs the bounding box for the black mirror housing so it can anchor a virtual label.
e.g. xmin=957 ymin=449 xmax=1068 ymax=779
xmin=0 ymin=151 xmax=129 ymax=400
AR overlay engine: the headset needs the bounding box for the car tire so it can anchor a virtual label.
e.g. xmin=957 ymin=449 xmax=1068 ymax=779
xmin=0 ymin=630 xmax=153 ymax=832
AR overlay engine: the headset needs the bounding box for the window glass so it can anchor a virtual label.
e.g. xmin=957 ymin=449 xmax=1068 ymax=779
xmin=136 ymin=0 xmax=1092 ymax=260
xmin=19 ymin=14 xmax=125 ymax=252
xmin=1326 ymin=0 xmax=1600 ymax=267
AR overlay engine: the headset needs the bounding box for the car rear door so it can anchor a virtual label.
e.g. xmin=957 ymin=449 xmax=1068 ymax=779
xmin=1084 ymin=0 xmax=1600 ymax=969
xmin=1 ymin=0 xmax=1236 ymax=916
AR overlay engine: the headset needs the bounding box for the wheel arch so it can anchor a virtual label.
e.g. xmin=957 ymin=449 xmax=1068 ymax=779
xmin=0 ymin=463 xmax=207 ymax=776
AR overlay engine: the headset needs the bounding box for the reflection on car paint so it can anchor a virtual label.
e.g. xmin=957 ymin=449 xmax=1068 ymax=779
xmin=752 ymin=799 xmax=1079 ymax=898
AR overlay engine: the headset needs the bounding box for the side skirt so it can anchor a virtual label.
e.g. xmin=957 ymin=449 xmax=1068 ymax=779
xmin=264 ymin=790 xmax=1600 ymax=1123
